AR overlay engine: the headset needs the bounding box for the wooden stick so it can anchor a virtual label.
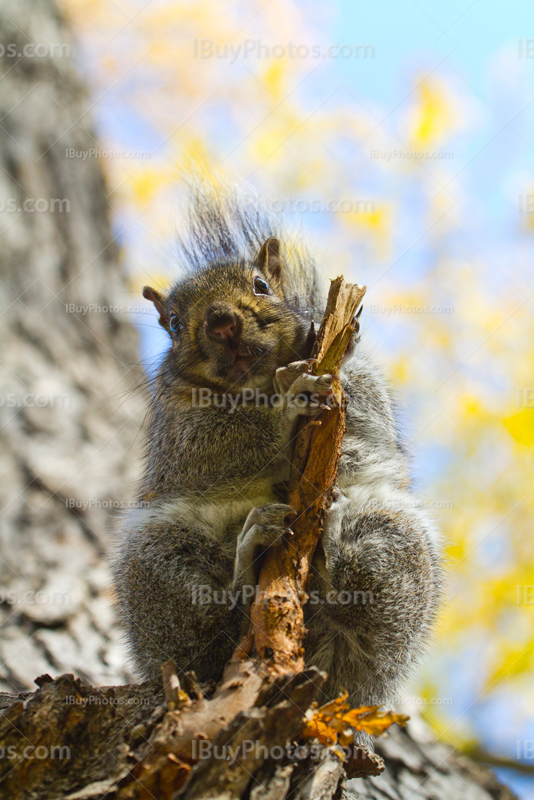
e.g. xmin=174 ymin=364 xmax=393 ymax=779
xmin=244 ymin=277 xmax=367 ymax=672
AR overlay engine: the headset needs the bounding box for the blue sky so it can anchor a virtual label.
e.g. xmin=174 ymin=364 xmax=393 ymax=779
xmin=333 ymin=0 xmax=534 ymax=105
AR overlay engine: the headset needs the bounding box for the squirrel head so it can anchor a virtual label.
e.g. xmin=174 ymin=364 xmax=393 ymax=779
xmin=143 ymin=238 xmax=313 ymax=391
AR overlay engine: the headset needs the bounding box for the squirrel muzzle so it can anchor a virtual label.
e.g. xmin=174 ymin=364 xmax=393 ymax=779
xmin=206 ymin=307 xmax=242 ymax=341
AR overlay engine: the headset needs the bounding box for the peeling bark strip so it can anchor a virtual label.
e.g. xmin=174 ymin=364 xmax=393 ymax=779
xmin=246 ymin=277 xmax=367 ymax=672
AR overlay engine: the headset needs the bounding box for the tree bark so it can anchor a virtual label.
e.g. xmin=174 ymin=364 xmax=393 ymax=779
xmin=0 ymin=0 xmax=145 ymax=693
xmin=0 ymin=2 xmax=519 ymax=799
xmin=0 ymin=674 xmax=517 ymax=800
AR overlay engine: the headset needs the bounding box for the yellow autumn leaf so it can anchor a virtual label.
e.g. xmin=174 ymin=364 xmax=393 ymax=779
xmin=410 ymin=79 xmax=455 ymax=148
xmin=342 ymin=707 xmax=409 ymax=737
xmin=129 ymin=168 xmax=171 ymax=206
xmin=263 ymin=61 xmax=285 ymax=98
xmin=301 ymin=717 xmax=338 ymax=746
xmin=503 ymin=409 xmax=534 ymax=446
xmin=302 ymin=695 xmax=409 ymax=754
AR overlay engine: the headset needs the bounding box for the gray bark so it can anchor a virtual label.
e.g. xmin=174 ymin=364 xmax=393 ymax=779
xmin=0 ymin=0 xmax=145 ymax=692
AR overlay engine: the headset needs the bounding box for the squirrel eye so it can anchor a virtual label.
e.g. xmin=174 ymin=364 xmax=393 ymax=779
xmin=169 ymin=314 xmax=183 ymax=334
xmin=254 ymin=276 xmax=270 ymax=296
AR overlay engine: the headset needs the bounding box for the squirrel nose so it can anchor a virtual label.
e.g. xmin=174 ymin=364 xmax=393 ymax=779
xmin=206 ymin=308 xmax=240 ymax=341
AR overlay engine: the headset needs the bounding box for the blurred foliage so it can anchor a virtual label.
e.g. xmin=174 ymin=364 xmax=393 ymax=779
xmin=63 ymin=0 xmax=534 ymax=759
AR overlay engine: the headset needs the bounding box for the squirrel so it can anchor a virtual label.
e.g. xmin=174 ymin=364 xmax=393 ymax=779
xmin=112 ymin=186 xmax=442 ymax=711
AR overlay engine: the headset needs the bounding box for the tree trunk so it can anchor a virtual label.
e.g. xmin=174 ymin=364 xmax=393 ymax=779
xmin=0 ymin=0 xmax=145 ymax=692
xmin=0 ymin=2 xmax=518 ymax=799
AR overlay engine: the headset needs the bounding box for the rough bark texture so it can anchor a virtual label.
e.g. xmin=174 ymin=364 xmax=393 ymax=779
xmin=0 ymin=0 xmax=145 ymax=693
xmin=0 ymin=674 xmax=516 ymax=800
xmin=0 ymin=2 xmax=519 ymax=799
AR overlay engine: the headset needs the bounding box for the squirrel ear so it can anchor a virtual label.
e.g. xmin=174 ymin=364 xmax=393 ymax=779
xmin=143 ymin=286 xmax=169 ymax=331
xmin=257 ymin=237 xmax=282 ymax=281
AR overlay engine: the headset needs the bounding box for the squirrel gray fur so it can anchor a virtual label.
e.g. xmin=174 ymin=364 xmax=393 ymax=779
xmin=112 ymin=185 xmax=442 ymax=711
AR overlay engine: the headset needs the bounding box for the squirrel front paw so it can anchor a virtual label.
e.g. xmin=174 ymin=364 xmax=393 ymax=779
xmin=233 ymin=503 xmax=294 ymax=592
xmin=274 ymin=358 xmax=317 ymax=393
xmin=274 ymin=359 xmax=335 ymax=419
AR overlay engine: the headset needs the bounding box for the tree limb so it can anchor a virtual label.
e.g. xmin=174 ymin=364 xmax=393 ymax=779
xmin=246 ymin=277 xmax=366 ymax=672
